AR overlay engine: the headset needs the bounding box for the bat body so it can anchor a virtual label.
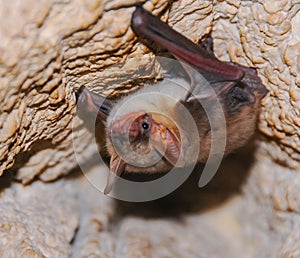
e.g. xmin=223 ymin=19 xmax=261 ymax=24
xmin=76 ymin=6 xmax=268 ymax=194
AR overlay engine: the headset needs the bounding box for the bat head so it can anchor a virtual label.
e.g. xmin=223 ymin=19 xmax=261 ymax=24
xmin=102 ymin=110 xmax=184 ymax=195
xmin=108 ymin=111 xmax=182 ymax=169
xmin=76 ymin=85 xmax=198 ymax=195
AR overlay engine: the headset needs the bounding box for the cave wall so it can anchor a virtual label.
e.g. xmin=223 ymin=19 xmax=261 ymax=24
xmin=1 ymin=0 xmax=300 ymax=257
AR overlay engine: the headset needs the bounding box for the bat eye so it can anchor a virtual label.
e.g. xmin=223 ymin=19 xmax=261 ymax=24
xmin=141 ymin=122 xmax=150 ymax=131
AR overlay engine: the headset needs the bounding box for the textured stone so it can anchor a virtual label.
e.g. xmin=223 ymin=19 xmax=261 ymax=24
xmin=1 ymin=0 xmax=300 ymax=257
xmin=0 ymin=175 xmax=79 ymax=257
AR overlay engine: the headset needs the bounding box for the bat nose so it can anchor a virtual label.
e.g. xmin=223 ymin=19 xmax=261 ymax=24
xmin=111 ymin=118 xmax=141 ymax=144
xmin=111 ymin=120 xmax=127 ymax=135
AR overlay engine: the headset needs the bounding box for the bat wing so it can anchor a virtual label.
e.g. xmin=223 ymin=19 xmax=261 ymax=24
xmin=131 ymin=6 xmax=244 ymax=85
xmin=131 ymin=6 xmax=266 ymax=104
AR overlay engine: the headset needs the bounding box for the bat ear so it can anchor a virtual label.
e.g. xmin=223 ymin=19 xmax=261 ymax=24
xmin=104 ymin=153 xmax=126 ymax=194
xmin=150 ymin=115 xmax=183 ymax=167
xmin=158 ymin=128 xmax=183 ymax=166
xmin=180 ymin=62 xmax=239 ymax=103
xmin=180 ymin=61 xmax=215 ymax=102
xmin=76 ymin=86 xmax=115 ymax=121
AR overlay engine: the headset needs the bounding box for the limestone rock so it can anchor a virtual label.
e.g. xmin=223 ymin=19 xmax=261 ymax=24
xmin=1 ymin=0 xmax=300 ymax=257
xmin=0 ymin=175 xmax=79 ymax=257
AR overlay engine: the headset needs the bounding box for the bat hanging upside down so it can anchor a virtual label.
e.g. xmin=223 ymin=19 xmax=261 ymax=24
xmin=76 ymin=5 xmax=268 ymax=194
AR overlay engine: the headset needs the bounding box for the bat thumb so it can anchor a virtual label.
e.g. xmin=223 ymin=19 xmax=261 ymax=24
xmin=104 ymin=173 xmax=116 ymax=195
xmin=104 ymin=154 xmax=126 ymax=195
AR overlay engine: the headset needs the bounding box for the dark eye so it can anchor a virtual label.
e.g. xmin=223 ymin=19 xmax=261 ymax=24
xmin=141 ymin=122 xmax=149 ymax=130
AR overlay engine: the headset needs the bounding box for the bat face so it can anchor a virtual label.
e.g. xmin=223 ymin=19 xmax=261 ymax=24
xmin=108 ymin=110 xmax=182 ymax=167
xmin=76 ymin=5 xmax=268 ymax=194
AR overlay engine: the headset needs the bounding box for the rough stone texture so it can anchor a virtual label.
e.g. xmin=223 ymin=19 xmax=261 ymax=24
xmin=1 ymin=0 xmax=300 ymax=257
xmin=213 ymin=0 xmax=300 ymax=169
xmin=0 ymin=173 xmax=79 ymax=257
xmin=0 ymin=0 xmax=167 ymax=182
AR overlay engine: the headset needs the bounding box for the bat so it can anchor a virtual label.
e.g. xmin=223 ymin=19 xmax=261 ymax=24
xmin=76 ymin=5 xmax=268 ymax=194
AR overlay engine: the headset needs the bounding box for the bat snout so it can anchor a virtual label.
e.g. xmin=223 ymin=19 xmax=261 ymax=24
xmin=110 ymin=112 xmax=152 ymax=143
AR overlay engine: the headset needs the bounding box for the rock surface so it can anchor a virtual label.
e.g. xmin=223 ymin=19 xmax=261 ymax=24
xmin=1 ymin=0 xmax=300 ymax=257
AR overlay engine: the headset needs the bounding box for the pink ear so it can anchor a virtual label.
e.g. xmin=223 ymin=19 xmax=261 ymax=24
xmin=150 ymin=126 xmax=182 ymax=167
xmin=162 ymin=128 xmax=183 ymax=166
